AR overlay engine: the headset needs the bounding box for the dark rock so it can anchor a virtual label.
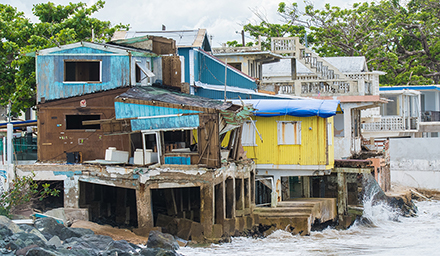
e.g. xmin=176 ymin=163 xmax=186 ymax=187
xmin=68 ymin=227 xmax=94 ymax=237
xmin=78 ymin=234 xmax=115 ymax=250
xmin=101 ymin=248 xmax=135 ymax=256
xmin=15 ymin=244 xmax=38 ymax=256
xmin=140 ymin=247 xmax=180 ymax=256
xmin=0 ymin=224 xmax=13 ymax=239
xmin=0 ymin=247 xmax=14 ymax=256
xmin=8 ymin=232 xmax=46 ymax=249
xmin=34 ymin=217 xmax=82 ymax=241
xmin=147 ymin=230 xmax=179 ymax=251
xmin=106 ymin=239 xmax=138 ymax=252
xmin=26 ymin=247 xmax=60 ymax=256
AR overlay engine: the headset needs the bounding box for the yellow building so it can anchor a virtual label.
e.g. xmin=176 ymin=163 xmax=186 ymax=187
xmin=237 ymin=99 xmax=342 ymax=206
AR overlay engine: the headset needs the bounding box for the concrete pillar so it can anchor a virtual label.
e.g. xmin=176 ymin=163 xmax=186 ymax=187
xmin=225 ymin=177 xmax=235 ymax=219
xmin=200 ymin=184 xmax=214 ymax=236
xmin=337 ymin=171 xmax=347 ymax=222
xmin=271 ymin=174 xmax=282 ymax=207
xmin=303 ymin=176 xmax=311 ymax=198
xmin=136 ymin=184 xmax=153 ymax=234
xmin=64 ymin=177 xmax=79 ymax=208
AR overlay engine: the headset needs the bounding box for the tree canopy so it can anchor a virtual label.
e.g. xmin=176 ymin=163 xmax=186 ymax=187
xmin=0 ymin=1 xmax=128 ymax=114
xmin=243 ymin=0 xmax=440 ymax=86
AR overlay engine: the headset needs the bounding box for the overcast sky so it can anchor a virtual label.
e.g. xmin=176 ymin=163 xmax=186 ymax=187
xmin=4 ymin=0 xmax=368 ymax=47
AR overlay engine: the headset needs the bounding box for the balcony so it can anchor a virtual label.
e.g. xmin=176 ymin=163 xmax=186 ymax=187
xmin=362 ymin=116 xmax=419 ymax=132
xmin=421 ymin=111 xmax=440 ymax=122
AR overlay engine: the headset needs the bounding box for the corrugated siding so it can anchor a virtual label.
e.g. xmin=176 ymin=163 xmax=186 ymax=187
xmin=36 ymin=49 xmax=130 ymax=102
xmin=244 ymin=115 xmax=333 ymax=167
xmin=178 ymin=48 xmax=191 ymax=84
xmin=197 ymin=51 xmax=257 ymax=90
xmin=114 ymin=102 xmax=200 ymax=131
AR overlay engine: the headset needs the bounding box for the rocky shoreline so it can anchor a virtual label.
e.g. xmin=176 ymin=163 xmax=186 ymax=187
xmin=0 ymin=216 xmax=181 ymax=255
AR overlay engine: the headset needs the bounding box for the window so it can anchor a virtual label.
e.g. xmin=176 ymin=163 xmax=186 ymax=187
xmin=229 ymin=63 xmax=242 ymax=71
xmin=135 ymin=62 xmax=154 ymax=84
xmin=241 ymin=121 xmax=257 ymax=146
xmin=277 ymin=121 xmax=301 ymax=145
xmin=66 ymin=115 xmax=100 ymax=130
xmin=64 ymin=60 xmax=101 ymax=82
xmin=327 ymin=121 xmax=332 ymax=146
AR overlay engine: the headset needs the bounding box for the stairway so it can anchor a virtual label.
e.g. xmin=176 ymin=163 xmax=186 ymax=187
xmin=253 ymin=198 xmax=337 ymax=235
xmin=271 ymin=37 xmax=348 ymax=80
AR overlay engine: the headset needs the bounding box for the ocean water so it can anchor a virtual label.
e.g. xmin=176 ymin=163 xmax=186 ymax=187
xmin=178 ymin=200 xmax=440 ymax=255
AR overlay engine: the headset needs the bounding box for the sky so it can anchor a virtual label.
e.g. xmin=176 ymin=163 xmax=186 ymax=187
xmin=4 ymin=0 xmax=367 ymax=47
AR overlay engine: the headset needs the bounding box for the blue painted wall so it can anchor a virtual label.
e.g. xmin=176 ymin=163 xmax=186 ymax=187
xmin=178 ymin=48 xmax=258 ymax=90
xmin=36 ymin=46 xmax=134 ymax=102
xmin=114 ymin=102 xmax=200 ymax=131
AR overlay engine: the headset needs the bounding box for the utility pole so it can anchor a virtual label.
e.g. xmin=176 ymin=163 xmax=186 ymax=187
xmin=6 ymin=101 xmax=13 ymax=165
xmin=241 ymin=30 xmax=245 ymax=46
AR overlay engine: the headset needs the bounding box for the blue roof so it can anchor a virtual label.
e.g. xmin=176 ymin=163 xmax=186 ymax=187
xmin=235 ymin=99 xmax=342 ymax=118
xmin=380 ymin=85 xmax=440 ymax=91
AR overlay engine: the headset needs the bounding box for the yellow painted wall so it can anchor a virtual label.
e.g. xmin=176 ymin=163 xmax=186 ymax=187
xmin=244 ymin=115 xmax=334 ymax=169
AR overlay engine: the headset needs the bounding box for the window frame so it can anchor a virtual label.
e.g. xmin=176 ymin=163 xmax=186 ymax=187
xmin=241 ymin=120 xmax=257 ymax=146
xmin=63 ymin=59 xmax=102 ymax=83
xmin=277 ymin=121 xmax=301 ymax=145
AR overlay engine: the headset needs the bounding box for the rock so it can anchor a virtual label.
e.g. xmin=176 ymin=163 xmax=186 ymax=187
xmin=34 ymin=217 xmax=82 ymax=241
xmin=15 ymin=244 xmax=38 ymax=256
xmin=78 ymin=234 xmax=115 ymax=250
xmin=106 ymin=239 xmax=139 ymax=252
xmin=0 ymin=216 xmax=22 ymax=233
xmin=17 ymin=224 xmax=48 ymax=242
xmin=68 ymin=227 xmax=94 ymax=237
xmin=140 ymin=247 xmax=181 ymax=256
xmin=47 ymin=235 xmax=62 ymax=247
xmin=101 ymin=248 xmax=134 ymax=256
xmin=0 ymin=224 xmax=13 ymax=239
xmin=26 ymin=247 xmax=60 ymax=256
xmin=147 ymin=230 xmax=179 ymax=251
xmin=8 ymin=232 xmax=47 ymax=249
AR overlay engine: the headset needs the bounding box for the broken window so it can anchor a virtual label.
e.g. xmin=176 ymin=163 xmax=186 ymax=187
xmin=241 ymin=121 xmax=257 ymax=146
xmin=277 ymin=121 xmax=301 ymax=145
xmin=135 ymin=62 xmax=154 ymax=84
xmin=228 ymin=62 xmax=242 ymax=71
xmin=66 ymin=115 xmax=100 ymax=130
xmin=64 ymin=60 xmax=101 ymax=82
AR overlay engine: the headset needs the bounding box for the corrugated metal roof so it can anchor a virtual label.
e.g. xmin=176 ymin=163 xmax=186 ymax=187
xmin=117 ymin=29 xmax=206 ymax=48
xmin=263 ymin=56 xmax=368 ymax=77
xmin=116 ymin=86 xmax=234 ymax=110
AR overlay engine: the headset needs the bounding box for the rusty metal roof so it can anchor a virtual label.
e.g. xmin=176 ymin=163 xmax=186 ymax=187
xmin=116 ymin=86 xmax=235 ymax=110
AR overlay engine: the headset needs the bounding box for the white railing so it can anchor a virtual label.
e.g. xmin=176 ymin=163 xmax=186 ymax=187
xmin=362 ymin=116 xmax=404 ymax=131
xmin=300 ymin=81 xmax=350 ymax=94
xmin=271 ymin=37 xmax=299 ymax=56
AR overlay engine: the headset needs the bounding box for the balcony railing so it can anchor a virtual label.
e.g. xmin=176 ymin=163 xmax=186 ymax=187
xmin=421 ymin=111 xmax=440 ymax=122
xmin=362 ymin=116 xmax=419 ymax=132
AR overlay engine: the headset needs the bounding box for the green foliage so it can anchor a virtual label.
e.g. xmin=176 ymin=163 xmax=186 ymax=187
xmin=240 ymin=0 xmax=440 ymax=85
xmin=0 ymin=1 xmax=129 ymax=114
xmin=0 ymin=173 xmax=60 ymax=217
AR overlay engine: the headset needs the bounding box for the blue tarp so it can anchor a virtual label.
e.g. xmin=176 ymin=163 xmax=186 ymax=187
xmin=234 ymin=99 xmax=342 ymax=118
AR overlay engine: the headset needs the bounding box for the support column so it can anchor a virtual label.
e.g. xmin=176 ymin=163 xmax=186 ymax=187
xmin=271 ymin=174 xmax=282 ymax=207
xmin=303 ymin=176 xmax=311 ymax=198
xmin=337 ymin=171 xmax=347 ymax=222
xmin=200 ymin=184 xmax=214 ymax=237
xmin=135 ymin=184 xmax=153 ymax=235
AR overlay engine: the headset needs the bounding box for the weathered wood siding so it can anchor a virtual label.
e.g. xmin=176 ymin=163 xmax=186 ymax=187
xmin=38 ymin=88 xmax=130 ymax=162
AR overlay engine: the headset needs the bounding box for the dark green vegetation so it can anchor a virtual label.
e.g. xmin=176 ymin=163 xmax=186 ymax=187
xmin=0 ymin=1 xmax=128 ymax=114
xmin=242 ymin=0 xmax=440 ymax=86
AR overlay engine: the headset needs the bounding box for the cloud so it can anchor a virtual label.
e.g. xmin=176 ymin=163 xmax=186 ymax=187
xmin=3 ymin=0 xmax=373 ymax=45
